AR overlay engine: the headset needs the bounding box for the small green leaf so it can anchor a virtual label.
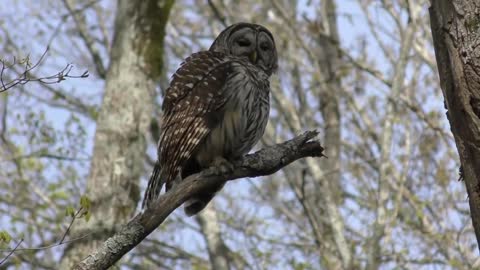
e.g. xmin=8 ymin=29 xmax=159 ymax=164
xmin=65 ymin=206 xmax=75 ymax=218
xmin=80 ymin=195 xmax=91 ymax=211
xmin=85 ymin=211 xmax=91 ymax=222
xmin=51 ymin=191 xmax=69 ymax=200
xmin=0 ymin=231 xmax=12 ymax=244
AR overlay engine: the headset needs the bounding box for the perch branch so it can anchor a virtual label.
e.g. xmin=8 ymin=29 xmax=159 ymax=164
xmin=73 ymin=130 xmax=324 ymax=270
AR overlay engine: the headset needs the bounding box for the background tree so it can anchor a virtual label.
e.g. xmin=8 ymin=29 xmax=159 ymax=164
xmin=58 ymin=0 xmax=174 ymax=268
xmin=1 ymin=0 xmax=478 ymax=269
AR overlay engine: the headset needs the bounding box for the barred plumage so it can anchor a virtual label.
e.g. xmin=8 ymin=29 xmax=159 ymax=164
xmin=142 ymin=23 xmax=278 ymax=216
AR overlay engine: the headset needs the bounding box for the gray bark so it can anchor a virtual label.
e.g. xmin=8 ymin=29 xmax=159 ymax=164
xmin=196 ymin=205 xmax=231 ymax=270
xmin=429 ymin=0 xmax=480 ymax=250
xmin=72 ymin=131 xmax=324 ymax=270
xmin=59 ymin=0 xmax=173 ymax=268
xmin=313 ymin=1 xmax=352 ymax=268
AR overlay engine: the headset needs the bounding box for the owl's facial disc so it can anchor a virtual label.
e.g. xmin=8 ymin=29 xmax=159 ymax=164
xmin=229 ymin=28 xmax=256 ymax=60
xmin=228 ymin=27 xmax=276 ymax=75
xmin=255 ymin=31 xmax=275 ymax=74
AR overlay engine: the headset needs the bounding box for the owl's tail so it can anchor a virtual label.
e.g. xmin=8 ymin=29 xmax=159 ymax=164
xmin=142 ymin=161 xmax=164 ymax=209
xmin=184 ymin=182 xmax=226 ymax=216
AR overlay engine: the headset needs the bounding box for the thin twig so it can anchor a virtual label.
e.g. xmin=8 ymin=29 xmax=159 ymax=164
xmin=207 ymin=0 xmax=228 ymax=27
xmin=0 ymin=238 xmax=24 ymax=266
xmin=0 ymin=234 xmax=91 ymax=253
xmin=59 ymin=207 xmax=84 ymax=245
xmin=0 ymin=47 xmax=89 ymax=93
xmin=61 ymin=0 xmax=106 ymax=78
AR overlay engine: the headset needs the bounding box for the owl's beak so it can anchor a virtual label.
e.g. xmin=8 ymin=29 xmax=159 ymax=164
xmin=249 ymin=50 xmax=257 ymax=63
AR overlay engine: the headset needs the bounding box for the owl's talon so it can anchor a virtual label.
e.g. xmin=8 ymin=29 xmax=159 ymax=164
xmin=210 ymin=157 xmax=234 ymax=175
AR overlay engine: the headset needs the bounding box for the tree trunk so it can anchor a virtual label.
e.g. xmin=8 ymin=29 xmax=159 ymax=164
xmin=196 ymin=205 xmax=231 ymax=270
xmin=313 ymin=0 xmax=352 ymax=268
xmin=60 ymin=0 xmax=174 ymax=268
xmin=429 ymin=0 xmax=480 ymax=250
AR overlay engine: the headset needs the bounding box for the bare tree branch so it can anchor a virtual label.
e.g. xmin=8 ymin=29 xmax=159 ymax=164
xmin=0 ymin=234 xmax=91 ymax=253
xmin=72 ymin=131 xmax=324 ymax=270
xmin=0 ymin=48 xmax=89 ymax=93
xmin=207 ymin=0 xmax=228 ymax=27
xmin=61 ymin=0 xmax=107 ymax=78
xmin=0 ymin=238 xmax=23 ymax=267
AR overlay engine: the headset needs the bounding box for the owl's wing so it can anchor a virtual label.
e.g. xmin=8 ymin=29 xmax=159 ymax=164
xmin=142 ymin=51 xmax=233 ymax=208
xmin=161 ymin=51 xmax=234 ymax=189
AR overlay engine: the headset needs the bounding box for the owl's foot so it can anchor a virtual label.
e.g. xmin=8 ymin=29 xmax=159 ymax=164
xmin=209 ymin=156 xmax=234 ymax=175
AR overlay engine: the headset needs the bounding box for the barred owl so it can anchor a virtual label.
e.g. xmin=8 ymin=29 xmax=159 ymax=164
xmin=142 ymin=23 xmax=278 ymax=216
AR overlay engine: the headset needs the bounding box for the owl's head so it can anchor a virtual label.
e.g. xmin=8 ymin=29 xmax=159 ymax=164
xmin=209 ymin=23 xmax=278 ymax=76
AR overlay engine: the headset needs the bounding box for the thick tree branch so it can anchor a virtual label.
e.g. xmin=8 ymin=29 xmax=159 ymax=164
xmin=72 ymin=131 xmax=324 ymax=270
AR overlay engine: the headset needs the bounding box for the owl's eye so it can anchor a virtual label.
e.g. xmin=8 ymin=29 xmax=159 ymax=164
xmin=237 ymin=39 xmax=251 ymax=47
xmin=260 ymin=42 xmax=271 ymax=51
